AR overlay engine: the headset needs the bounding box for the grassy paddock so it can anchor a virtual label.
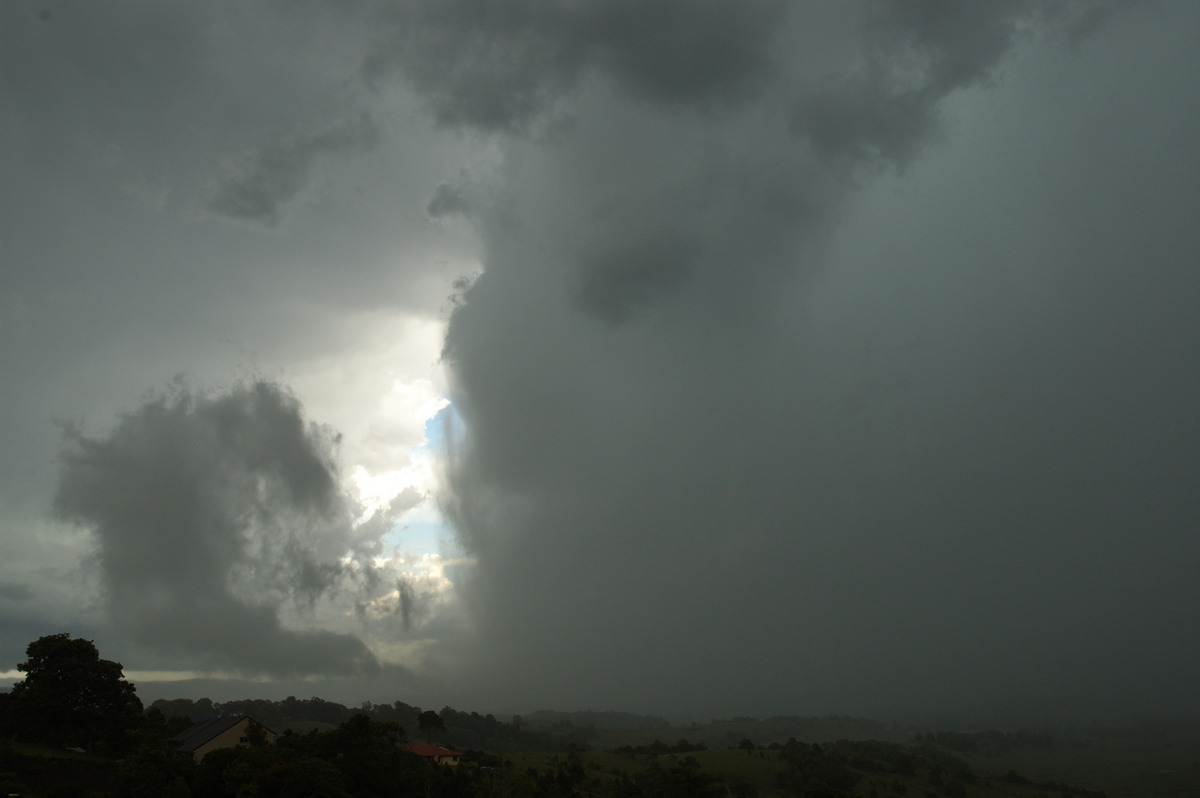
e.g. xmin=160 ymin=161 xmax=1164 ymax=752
xmin=958 ymin=742 xmax=1200 ymax=797
xmin=493 ymin=739 xmax=1200 ymax=798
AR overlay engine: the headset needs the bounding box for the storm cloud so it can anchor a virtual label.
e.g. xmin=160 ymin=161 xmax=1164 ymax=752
xmin=363 ymin=0 xmax=788 ymax=132
xmin=4 ymin=0 xmax=1199 ymax=723
xmin=54 ymin=381 xmax=388 ymax=677
xmin=428 ymin=2 xmax=1200 ymax=720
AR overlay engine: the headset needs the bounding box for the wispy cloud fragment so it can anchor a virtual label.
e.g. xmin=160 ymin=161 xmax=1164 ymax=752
xmin=206 ymin=114 xmax=379 ymax=226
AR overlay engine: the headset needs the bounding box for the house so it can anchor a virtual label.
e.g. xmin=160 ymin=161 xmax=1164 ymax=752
xmin=175 ymin=715 xmax=276 ymax=762
xmin=402 ymin=742 xmax=463 ymax=766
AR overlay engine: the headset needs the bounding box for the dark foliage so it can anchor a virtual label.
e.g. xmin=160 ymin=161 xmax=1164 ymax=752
xmin=419 ymin=708 xmax=447 ymax=742
xmin=614 ymin=738 xmax=707 ymax=756
xmin=774 ymin=738 xmax=859 ymax=795
xmin=151 ymin=695 xmax=588 ymax=752
xmin=2 ymin=633 xmax=143 ymax=755
xmin=0 ymin=635 xmax=1126 ymax=797
xmin=919 ymin=728 xmax=1056 ymax=755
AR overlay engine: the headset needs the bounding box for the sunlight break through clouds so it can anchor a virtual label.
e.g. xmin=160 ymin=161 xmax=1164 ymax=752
xmin=52 ymin=378 xmax=459 ymax=682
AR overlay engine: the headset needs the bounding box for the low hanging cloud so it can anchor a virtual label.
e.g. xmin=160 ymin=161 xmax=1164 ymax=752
xmin=54 ymin=380 xmax=398 ymax=678
xmin=416 ymin=1 xmax=1200 ymax=721
xmin=206 ymin=114 xmax=379 ymax=226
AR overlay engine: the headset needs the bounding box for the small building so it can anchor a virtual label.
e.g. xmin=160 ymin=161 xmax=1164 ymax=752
xmin=402 ymin=742 xmax=463 ymax=766
xmin=176 ymin=715 xmax=276 ymax=762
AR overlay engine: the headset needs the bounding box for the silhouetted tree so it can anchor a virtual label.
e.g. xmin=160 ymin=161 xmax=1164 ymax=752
xmin=116 ymin=726 xmax=192 ymax=798
xmin=5 ymin=633 xmax=143 ymax=754
xmin=256 ymin=757 xmax=349 ymax=798
xmin=418 ymin=709 xmax=446 ymax=743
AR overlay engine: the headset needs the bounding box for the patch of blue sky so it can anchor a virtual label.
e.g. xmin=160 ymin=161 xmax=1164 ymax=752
xmin=383 ymin=518 xmax=462 ymax=559
xmin=422 ymin=401 xmax=462 ymax=451
xmin=370 ymin=401 xmax=468 ymax=563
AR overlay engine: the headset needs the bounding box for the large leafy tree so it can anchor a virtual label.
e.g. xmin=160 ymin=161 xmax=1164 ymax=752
xmin=417 ymin=709 xmax=445 ymax=743
xmin=5 ymin=633 xmax=144 ymax=753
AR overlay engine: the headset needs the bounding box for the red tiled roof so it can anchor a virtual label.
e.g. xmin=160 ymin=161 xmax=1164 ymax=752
xmin=403 ymin=742 xmax=462 ymax=758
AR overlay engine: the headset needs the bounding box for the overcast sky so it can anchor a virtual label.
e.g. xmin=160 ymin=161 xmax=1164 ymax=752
xmin=2 ymin=1 xmax=1198 ymax=725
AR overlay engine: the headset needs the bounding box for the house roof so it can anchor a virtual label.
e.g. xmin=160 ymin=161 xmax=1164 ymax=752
xmin=175 ymin=715 xmax=274 ymax=752
xmin=402 ymin=742 xmax=462 ymax=758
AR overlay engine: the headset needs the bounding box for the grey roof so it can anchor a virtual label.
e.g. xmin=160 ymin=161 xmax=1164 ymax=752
xmin=175 ymin=715 xmax=273 ymax=753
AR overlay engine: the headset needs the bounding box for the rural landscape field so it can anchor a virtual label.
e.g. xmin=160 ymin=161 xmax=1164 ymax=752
xmin=2 ymin=637 xmax=1198 ymax=798
xmin=4 ymin=703 xmax=1200 ymax=797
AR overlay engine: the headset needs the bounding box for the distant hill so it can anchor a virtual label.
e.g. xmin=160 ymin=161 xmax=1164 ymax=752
xmin=522 ymin=709 xmax=671 ymax=731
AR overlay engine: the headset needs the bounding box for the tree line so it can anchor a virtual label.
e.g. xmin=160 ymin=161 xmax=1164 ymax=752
xmin=148 ymin=696 xmax=594 ymax=753
xmin=0 ymin=633 xmax=1116 ymax=798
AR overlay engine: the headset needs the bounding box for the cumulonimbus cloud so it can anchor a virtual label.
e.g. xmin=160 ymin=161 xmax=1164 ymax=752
xmin=416 ymin=1 xmax=1200 ymax=721
xmin=54 ymin=380 xmax=397 ymax=678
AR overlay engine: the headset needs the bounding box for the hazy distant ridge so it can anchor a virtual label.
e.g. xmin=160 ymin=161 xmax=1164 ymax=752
xmin=523 ymin=709 xmax=670 ymax=731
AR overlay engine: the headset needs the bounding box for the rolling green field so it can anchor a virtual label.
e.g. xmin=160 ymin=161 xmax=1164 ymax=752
xmin=956 ymin=742 xmax=1200 ymax=797
xmin=4 ymin=708 xmax=1196 ymax=797
xmin=500 ymin=726 xmax=1200 ymax=798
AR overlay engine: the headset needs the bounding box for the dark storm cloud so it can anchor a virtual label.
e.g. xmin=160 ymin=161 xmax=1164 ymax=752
xmin=790 ymin=1 xmax=1138 ymax=169
xmin=426 ymin=1 xmax=1200 ymax=721
xmin=6 ymin=0 xmax=1197 ymax=725
xmin=426 ymin=178 xmax=478 ymax=221
xmin=363 ymin=0 xmax=787 ymax=132
xmin=574 ymin=231 xmax=696 ymax=325
xmin=53 ymin=381 xmax=383 ymax=677
xmin=791 ymin=1 xmax=1039 ymax=167
xmin=206 ymin=114 xmax=380 ymax=226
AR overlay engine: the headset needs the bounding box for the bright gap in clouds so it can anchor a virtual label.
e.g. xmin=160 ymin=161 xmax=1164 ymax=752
xmin=87 ymin=309 xmax=471 ymax=684
xmin=284 ymin=311 xmax=455 ymax=550
xmin=350 ymin=388 xmax=448 ymax=528
xmin=347 ymin=388 xmax=462 ymax=565
xmin=312 ymin=319 xmax=468 ymax=605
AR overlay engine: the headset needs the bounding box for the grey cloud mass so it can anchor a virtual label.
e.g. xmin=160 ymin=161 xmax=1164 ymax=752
xmin=789 ymin=1 xmax=1127 ymax=168
xmin=53 ymin=382 xmax=385 ymax=677
xmin=363 ymin=0 xmax=788 ymax=131
xmin=3 ymin=0 xmax=1199 ymax=724
xmin=432 ymin=2 xmax=1200 ymax=720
